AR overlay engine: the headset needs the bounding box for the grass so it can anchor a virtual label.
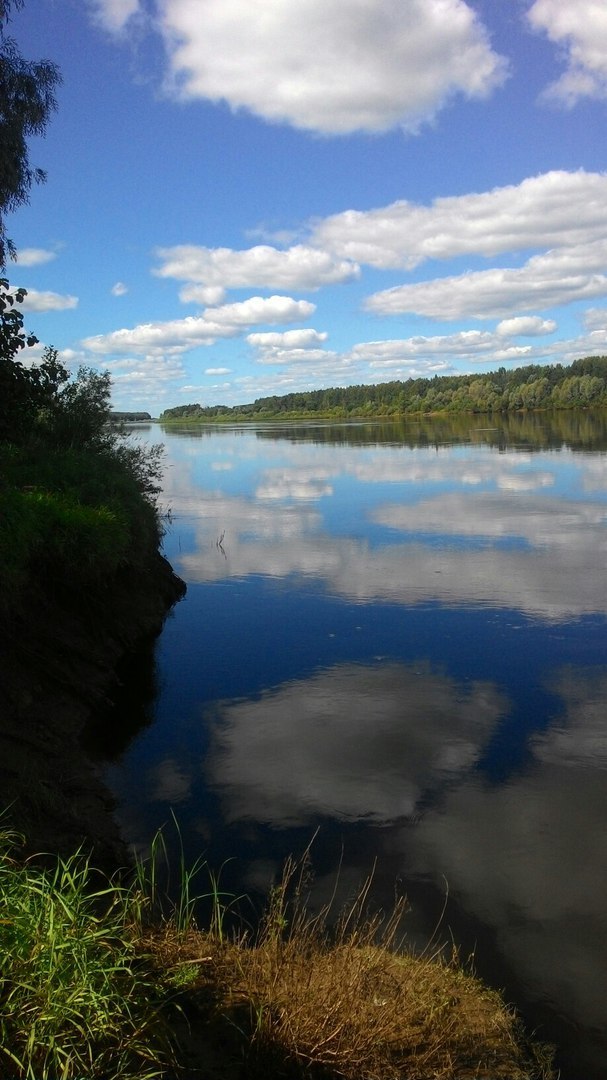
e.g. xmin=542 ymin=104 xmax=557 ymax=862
xmin=0 ymin=828 xmax=171 ymax=1080
xmin=0 ymin=824 xmax=556 ymax=1080
xmin=172 ymin=854 xmax=554 ymax=1080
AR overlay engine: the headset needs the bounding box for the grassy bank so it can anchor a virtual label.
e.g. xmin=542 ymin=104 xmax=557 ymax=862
xmin=0 ymin=348 xmax=185 ymax=862
xmin=0 ymin=829 xmax=555 ymax=1080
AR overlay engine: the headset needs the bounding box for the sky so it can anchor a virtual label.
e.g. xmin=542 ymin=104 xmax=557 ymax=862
xmin=6 ymin=0 xmax=607 ymax=412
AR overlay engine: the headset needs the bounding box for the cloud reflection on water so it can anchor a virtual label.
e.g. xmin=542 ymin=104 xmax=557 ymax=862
xmin=402 ymin=668 xmax=607 ymax=1041
xmin=173 ymin=485 xmax=606 ymax=620
xmin=205 ymin=662 xmax=505 ymax=827
xmin=160 ymin=432 xmax=607 ymax=621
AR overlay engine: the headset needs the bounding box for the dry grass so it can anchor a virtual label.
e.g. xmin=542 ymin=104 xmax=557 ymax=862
xmin=144 ymin=855 xmax=555 ymax=1080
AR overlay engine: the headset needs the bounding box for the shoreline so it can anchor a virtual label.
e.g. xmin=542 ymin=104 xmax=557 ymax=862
xmin=0 ymin=552 xmax=185 ymax=869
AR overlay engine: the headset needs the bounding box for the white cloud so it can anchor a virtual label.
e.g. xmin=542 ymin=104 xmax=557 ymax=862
xmin=111 ymin=281 xmax=129 ymax=296
xmin=14 ymin=248 xmax=57 ymax=267
xmin=88 ymin=0 xmax=141 ymax=33
xmin=106 ymin=352 xmax=187 ymax=407
xmin=350 ymin=331 xmax=496 ymax=363
xmin=255 ymin=348 xmax=334 ymax=367
xmin=82 ymin=316 xmax=234 ymax=356
xmin=496 ymin=316 xmax=556 ymax=336
xmin=582 ymin=307 xmax=607 ymax=330
xmin=81 ymin=296 xmax=314 ymax=356
xmin=365 ymin=239 xmax=607 ymax=319
xmin=312 ymin=171 xmax=607 ymax=269
xmin=203 ymin=295 xmax=315 ymax=327
xmin=17 ymin=289 xmax=78 ymax=313
xmin=181 ymin=285 xmax=227 ymax=306
xmin=205 ymin=367 xmax=231 ymax=375
xmin=157 ymin=0 xmax=506 ymax=135
xmin=247 ymin=329 xmax=335 ymax=367
xmin=247 ymin=329 xmax=328 ymax=349
xmin=528 ymin=0 xmax=607 ymax=105
xmin=155 ymin=243 xmax=359 ymax=294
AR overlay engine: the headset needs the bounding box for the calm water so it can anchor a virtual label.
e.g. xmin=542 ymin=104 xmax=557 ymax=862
xmin=103 ymin=412 xmax=607 ymax=1078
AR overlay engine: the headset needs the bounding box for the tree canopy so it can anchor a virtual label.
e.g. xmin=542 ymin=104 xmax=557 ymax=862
xmin=0 ymin=0 xmax=61 ymax=267
xmin=160 ymin=356 xmax=607 ymax=422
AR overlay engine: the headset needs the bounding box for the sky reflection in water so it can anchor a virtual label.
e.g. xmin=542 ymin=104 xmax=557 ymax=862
xmin=106 ymin=416 xmax=607 ymax=1078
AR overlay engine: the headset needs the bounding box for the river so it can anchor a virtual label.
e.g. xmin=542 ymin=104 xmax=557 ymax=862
xmin=100 ymin=411 xmax=607 ymax=1078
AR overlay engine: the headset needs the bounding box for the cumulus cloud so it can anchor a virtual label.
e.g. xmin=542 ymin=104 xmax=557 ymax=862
xmin=203 ymin=295 xmax=315 ymax=327
xmin=248 ymin=328 xmax=332 ymax=366
xmin=82 ymin=316 xmax=234 ymax=356
xmin=528 ymin=0 xmax=607 ymax=105
xmin=106 ymin=352 xmax=187 ymax=406
xmin=247 ymin=329 xmax=328 ymax=350
xmin=111 ymin=281 xmax=128 ymax=296
xmin=14 ymin=248 xmax=57 ymax=267
xmin=496 ymin=315 xmax=556 ymax=336
xmin=350 ymin=331 xmax=499 ymax=364
xmin=311 ymin=170 xmax=607 ymax=269
xmin=365 ymin=239 xmax=607 ymax=319
xmin=81 ymin=296 xmax=315 ymax=356
xmin=17 ymin=289 xmax=78 ymax=313
xmin=157 ymin=0 xmax=506 ymax=135
xmin=205 ymin=367 xmax=231 ymax=375
xmin=155 ymin=244 xmax=359 ymax=294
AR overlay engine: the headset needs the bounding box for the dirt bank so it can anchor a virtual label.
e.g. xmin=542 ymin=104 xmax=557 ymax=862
xmin=0 ymin=553 xmax=185 ymax=868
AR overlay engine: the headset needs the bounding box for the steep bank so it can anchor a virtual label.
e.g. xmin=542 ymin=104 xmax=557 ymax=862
xmin=0 ymin=551 xmax=185 ymax=867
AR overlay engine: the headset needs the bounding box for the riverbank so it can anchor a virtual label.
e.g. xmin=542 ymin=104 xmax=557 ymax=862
xmin=0 ymin=549 xmax=185 ymax=867
xmin=0 ymin=828 xmax=556 ymax=1080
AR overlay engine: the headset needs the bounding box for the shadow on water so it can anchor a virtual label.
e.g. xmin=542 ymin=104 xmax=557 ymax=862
xmin=83 ymin=637 xmax=160 ymax=761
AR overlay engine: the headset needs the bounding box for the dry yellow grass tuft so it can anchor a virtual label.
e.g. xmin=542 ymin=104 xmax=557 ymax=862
xmin=145 ymin=857 xmax=555 ymax=1080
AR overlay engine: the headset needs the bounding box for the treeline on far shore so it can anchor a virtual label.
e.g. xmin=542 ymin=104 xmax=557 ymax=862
xmin=160 ymin=354 xmax=607 ymax=421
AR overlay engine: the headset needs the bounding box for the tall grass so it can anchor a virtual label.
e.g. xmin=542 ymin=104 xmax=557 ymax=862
xmin=0 ymin=829 xmax=171 ymax=1080
xmin=204 ymin=854 xmax=555 ymax=1080
xmin=0 ymin=823 xmax=555 ymax=1080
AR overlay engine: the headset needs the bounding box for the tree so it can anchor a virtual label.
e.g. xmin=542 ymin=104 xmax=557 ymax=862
xmin=0 ymin=275 xmax=38 ymax=438
xmin=0 ymin=0 xmax=61 ymax=267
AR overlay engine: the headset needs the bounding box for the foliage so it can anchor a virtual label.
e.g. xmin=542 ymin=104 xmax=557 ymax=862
xmin=0 ymin=299 xmax=164 ymax=612
xmin=110 ymin=411 xmax=153 ymax=422
xmin=0 ymin=829 xmax=171 ymax=1080
xmin=0 ymin=278 xmax=39 ymax=438
xmin=160 ymin=355 xmax=607 ymax=422
xmin=0 ymin=1 xmax=61 ymax=267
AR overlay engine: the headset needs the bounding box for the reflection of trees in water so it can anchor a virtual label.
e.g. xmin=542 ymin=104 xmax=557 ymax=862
xmin=84 ymin=637 xmax=159 ymax=760
xmin=253 ymin=409 xmax=607 ymax=451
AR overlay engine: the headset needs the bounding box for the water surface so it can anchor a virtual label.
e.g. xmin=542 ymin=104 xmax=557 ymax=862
xmin=104 ymin=412 xmax=607 ymax=1078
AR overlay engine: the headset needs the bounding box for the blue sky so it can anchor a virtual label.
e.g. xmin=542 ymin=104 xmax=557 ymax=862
xmin=7 ymin=0 xmax=607 ymax=412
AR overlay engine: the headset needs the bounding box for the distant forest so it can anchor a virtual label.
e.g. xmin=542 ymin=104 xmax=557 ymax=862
xmin=160 ymin=355 xmax=607 ymax=421
xmin=110 ymin=411 xmax=151 ymax=422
